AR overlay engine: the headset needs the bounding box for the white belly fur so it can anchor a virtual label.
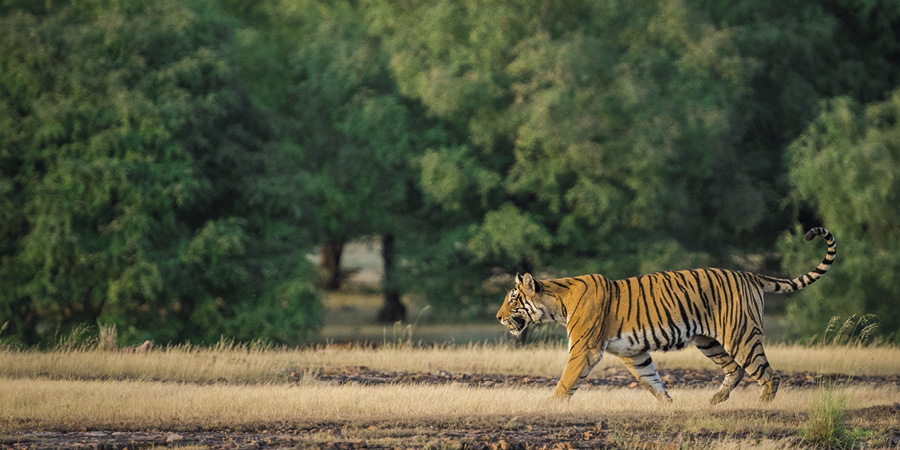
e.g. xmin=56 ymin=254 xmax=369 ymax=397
xmin=605 ymin=325 xmax=695 ymax=357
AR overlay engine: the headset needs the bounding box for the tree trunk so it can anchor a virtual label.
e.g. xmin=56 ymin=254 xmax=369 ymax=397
xmin=377 ymin=233 xmax=406 ymax=323
xmin=319 ymin=239 xmax=345 ymax=291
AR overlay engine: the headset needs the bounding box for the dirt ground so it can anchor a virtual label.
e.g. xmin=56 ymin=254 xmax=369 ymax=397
xmin=3 ymin=368 xmax=899 ymax=449
xmin=299 ymin=365 xmax=900 ymax=390
xmin=3 ymin=411 xmax=899 ymax=449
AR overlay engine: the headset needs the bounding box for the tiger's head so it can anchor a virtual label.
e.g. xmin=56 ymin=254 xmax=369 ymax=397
xmin=496 ymin=272 xmax=544 ymax=338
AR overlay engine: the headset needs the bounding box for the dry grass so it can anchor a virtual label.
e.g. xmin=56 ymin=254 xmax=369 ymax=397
xmin=2 ymin=341 xmax=897 ymax=448
xmin=1 ymin=376 xmax=896 ymax=432
xmin=0 ymin=342 xmax=897 ymax=384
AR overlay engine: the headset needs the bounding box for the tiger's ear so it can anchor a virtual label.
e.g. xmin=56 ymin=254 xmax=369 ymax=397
xmin=521 ymin=273 xmax=535 ymax=296
xmin=515 ymin=272 xmax=524 ymax=285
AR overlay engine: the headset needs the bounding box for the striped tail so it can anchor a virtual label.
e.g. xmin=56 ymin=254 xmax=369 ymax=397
xmin=761 ymin=227 xmax=836 ymax=293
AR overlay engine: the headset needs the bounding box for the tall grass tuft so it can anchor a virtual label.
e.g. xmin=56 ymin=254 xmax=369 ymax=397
xmin=804 ymin=315 xmax=881 ymax=449
xmin=821 ymin=314 xmax=879 ymax=346
xmin=97 ymin=323 xmax=118 ymax=351
xmin=0 ymin=321 xmax=9 ymax=350
xmin=385 ymin=305 xmax=431 ymax=348
xmin=54 ymin=324 xmax=96 ymax=351
xmin=803 ymin=384 xmax=849 ymax=449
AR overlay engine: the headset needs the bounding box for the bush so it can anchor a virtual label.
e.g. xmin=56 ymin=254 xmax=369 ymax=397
xmin=781 ymin=91 xmax=900 ymax=342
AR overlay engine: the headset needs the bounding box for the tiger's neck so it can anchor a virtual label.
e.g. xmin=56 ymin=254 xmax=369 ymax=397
xmin=538 ymin=274 xmax=611 ymax=327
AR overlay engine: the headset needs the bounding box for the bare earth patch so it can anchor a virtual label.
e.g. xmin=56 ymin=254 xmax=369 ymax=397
xmin=3 ymin=413 xmax=899 ymax=449
xmin=301 ymin=366 xmax=900 ymax=391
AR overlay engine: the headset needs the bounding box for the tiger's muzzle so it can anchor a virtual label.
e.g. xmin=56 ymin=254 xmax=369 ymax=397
xmin=498 ymin=315 xmax=528 ymax=336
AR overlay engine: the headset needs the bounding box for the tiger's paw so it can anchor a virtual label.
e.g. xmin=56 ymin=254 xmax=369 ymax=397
xmin=759 ymin=379 xmax=779 ymax=403
xmin=710 ymin=390 xmax=730 ymax=405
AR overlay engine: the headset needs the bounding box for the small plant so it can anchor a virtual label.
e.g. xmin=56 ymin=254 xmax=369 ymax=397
xmin=0 ymin=321 xmax=10 ymax=351
xmin=803 ymin=384 xmax=849 ymax=449
xmin=385 ymin=305 xmax=431 ymax=347
xmin=802 ymin=314 xmax=888 ymax=449
xmin=54 ymin=324 xmax=96 ymax=351
xmin=845 ymin=429 xmax=888 ymax=449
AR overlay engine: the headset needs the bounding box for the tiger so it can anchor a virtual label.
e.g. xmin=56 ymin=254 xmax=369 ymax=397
xmin=496 ymin=227 xmax=836 ymax=404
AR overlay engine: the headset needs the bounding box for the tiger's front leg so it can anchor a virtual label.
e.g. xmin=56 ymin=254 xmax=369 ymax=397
xmin=553 ymin=346 xmax=603 ymax=399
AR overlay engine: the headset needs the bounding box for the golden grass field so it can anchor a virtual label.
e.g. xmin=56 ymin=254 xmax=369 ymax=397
xmin=1 ymin=341 xmax=898 ymax=383
xmin=2 ymin=283 xmax=899 ymax=449
xmin=1 ymin=340 xmax=899 ymax=449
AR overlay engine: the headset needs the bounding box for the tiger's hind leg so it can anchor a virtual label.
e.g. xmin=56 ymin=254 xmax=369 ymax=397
xmin=618 ymin=352 xmax=672 ymax=403
xmin=694 ymin=336 xmax=745 ymax=404
xmin=736 ymin=337 xmax=780 ymax=403
xmin=744 ymin=342 xmax=781 ymax=402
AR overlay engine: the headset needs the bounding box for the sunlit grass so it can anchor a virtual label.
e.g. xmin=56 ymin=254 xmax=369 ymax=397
xmin=803 ymin=385 xmax=850 ymax=449
xmin=0 ymin=342 xmax=897 ymax=385
xmin=1 ymin=338 xmax=897 ymax=448
xmin=1 ymin=376 xmax=896 ymax=433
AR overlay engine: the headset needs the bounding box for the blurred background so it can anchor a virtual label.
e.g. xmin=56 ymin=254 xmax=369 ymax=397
xmin=1 ymin=0 xmax=898 ymax=347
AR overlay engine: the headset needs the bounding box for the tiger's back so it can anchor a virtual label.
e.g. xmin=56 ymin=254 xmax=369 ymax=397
xmin=604 ymin=268 xmax=766 ymax=357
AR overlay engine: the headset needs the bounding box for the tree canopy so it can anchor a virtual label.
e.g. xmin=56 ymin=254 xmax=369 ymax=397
xmin=0 ymin=0 xmax=320 ymax=345
xmin=2 ymin=0 xmax=899 ymax=344
xmin=779 ymin=90 xmax=900 ymax=340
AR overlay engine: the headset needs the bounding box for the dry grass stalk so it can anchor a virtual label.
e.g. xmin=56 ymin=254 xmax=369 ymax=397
xmin=0 ymin=343 xmax=897 ymax=384
xmin=1 ymin=376 xmax=896 ymax=432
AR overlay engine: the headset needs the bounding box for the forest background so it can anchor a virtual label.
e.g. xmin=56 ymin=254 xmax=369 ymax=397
xmin=1 ymin=0 xmax=899 ymax=347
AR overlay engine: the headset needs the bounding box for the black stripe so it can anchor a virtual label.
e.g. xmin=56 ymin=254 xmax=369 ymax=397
xmin=624 ymin=278 xmax=634 ymax=321
xmin=639 ymin=277 xmax=663 ymax=349
xmin=743 ymin=341 xmax=763 ymax=366
xmin=568 ymin=278 xmax=590 ymax=323
xmin=648 ymin=275 xmax=674 ymax=344
xmin=611 ymin=281 xmax=622 ymax=321
xmin=633 ymin=358 xmax=653 ymax=369
xmin=751 ymin=361 xmax=770 ymax=379
xmin=665 ymin=274 xmax=693 ymax=337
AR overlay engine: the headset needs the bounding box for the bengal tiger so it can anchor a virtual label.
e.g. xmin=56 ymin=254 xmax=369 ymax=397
xmin=496 ymin=227 xmax=836 ymax=404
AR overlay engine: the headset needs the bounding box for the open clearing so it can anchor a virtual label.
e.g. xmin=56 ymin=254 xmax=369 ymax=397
xmin=2 ymin=343 xmax=899 ymax=449
xmin=3 ymin=281 xmax=898 ymax=449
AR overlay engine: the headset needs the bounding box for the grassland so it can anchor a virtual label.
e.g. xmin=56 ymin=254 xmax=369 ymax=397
xmin=1 ymin=341 xmax=897 ymax=384
xmin=3 ymin=285 xmax=899 ymax=449
xmin=1 ymin=341 xmax=899 ymax=449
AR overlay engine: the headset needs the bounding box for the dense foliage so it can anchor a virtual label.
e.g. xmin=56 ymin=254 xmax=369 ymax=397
xmin=0 ymin=0 xmax=321 ymax=345
xmin=1 ymin=0 xmax=898 ymax=344
xmin=780 ymin=90 xmax=900 ymax=340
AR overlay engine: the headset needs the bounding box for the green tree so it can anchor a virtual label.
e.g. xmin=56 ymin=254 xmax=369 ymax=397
xmin=780 ymin=91 xmax=900 ymax=341
xmin=230 ymin=0 xmax=433 ymax=321
xmin=0 ymin=0 xmax=321 ymax=346
xmin=694 ymin=0 xmax=900 ymax=248
xmin=367 ymin=0 xmax=756 ymax=313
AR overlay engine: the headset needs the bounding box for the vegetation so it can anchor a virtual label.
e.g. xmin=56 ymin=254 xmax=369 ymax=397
xmin=2 ymin=0 xmax=899 ymax=345
xmin=1 ymin=342 xmax=898 ymax=448
xmin=0 ymin=0 xmax=321 ymax=346
xmin=1 ymin=322 xmax=897 ymax=447
xmin=2 ymin=341 xmax=899 ymax=383
xmin=1 ymin=377 xmax=895 ymax=431
xmin=804 ymin=385 xmax=851 ymax=449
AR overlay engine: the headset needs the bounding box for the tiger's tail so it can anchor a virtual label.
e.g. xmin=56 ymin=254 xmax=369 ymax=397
xmin=759 ymin=227 xmax=836 ymax=293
